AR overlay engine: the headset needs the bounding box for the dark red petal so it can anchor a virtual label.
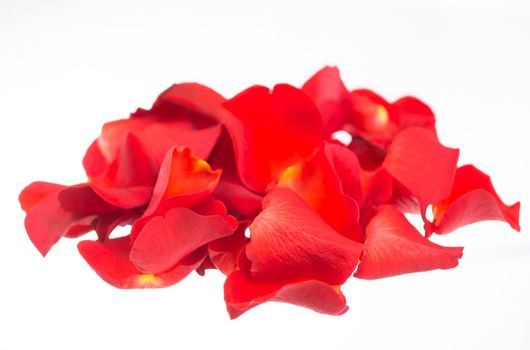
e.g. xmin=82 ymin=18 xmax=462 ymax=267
xmin=208 ymin=128 xmax=263 ymax=219
xmin=301 ymin=66 xmax=352 ymax=135
xmin=277 ymin=142 xmax=362 ymax=241
xmin=78 ymin=236 xmax=206 ymax=289
xmin=432 ymin=165 xmax=520 ymax=234
xmin=212 ymin=179 xmax=262 ymax=219
xmin=19 ymin=181 xmax=65 ymax=212
xmin=355 ymin=205 xmax=463 ymax=279
xmin=153 ymin=83 xmax=225 ymax=121
xmin=21 ymin=185 xmax=95 ymax=256
xmin=383 ymin=127 xmax=459 ymax=205
xmin=348 ymin=135 xmax=387 ymax=171
xmin=130 ymin=207 xmax=233 ymax=274
xmin=222 ymin=84 xmax=324 ymax=193
xmin=224 ymin=271 xmax=348 ymax=319
xmin=245 ymin=188 xmax=362 ymax=285
xmin=58 ymin=184 xmax=123 ymax=215
xmin=393 ymin=96 xmax=435 ymax=130
xmin=208 ymin=220 xmax=251 ymax=275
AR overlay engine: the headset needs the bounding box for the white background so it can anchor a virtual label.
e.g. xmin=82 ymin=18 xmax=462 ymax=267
xmin=1 ymin=0 xmax=529 ymax=349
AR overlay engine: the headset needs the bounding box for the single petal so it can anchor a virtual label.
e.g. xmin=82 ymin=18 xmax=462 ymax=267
xmin=19 ymin=181 xmax=64 ymax=212
xmin=383 ymin=127 xmax=459 ymax=205
xmin=245 ymin=188 xmax=362 ymax=285
xmin=301 ymin=66 xmax=352 ymax=135
xmin=78 ymin=236 xmax=206 ymax=289
xmin=277 ymin=142 xmax=362 ymax=241
xmin=130 ymin=207 xmax=233 ymax=274
xmin=350 ymin=89 xmax=396 ymax=137
xmin=58 ymin=184 xmax=123 ymax=215
xmin=152 ymin=83 xmax=225 ymax=122
xmin=432 ymin=165 xmax=520 ymax=234
xmin=393 ymin=96 xmax=435 ymax=130
xmin=224 ymin=271 xmax=348 ymax=319
xmin=359 ymin=168 xmax=393 ymax=229
xmin=222 ymin=84 xmax=324 ymax=193
xmin=355 ymin=205 xmax=463 ymax=279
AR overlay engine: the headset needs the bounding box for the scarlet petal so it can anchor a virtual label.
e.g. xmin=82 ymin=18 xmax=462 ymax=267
xmin=383 ymin=127 xmax=459 ymax=205
xmin=222 ymin=84 xmax=324 ymax=193
xmin=393 ymin=96 xmax=435 ymax=130
xmin=130 ymin=207 xmax=233 ymax=274
xmin=153 ymin=83 xmax=225 ymax=121
xmin=20 ymin=183 xmax=95 ymax=256
xmin=208 ymin=220 xmax=250 ymax=275
xmin=301 ymin=66 xmax=351 ymax=135
xmin=245 ymin=188 xmax=362 ymax=285
xmin=432 ymin=165 xmax=520 ymax=234
xmin=355 ymin=205 xmax=463 ymax=279
xmin=78 ymin=236 xmax=206 ymax=289
xmin=224 ymin=271 xmax=348 ymax=319
xmin=277 ymin=142 xmax=362 ymax=241
xmin=19 ymin=181 xmax=64 ymax=212
xmin=131 ymin=147 xmax=221 ymax=239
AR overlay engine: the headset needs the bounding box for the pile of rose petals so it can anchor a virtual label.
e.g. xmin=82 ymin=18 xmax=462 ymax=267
xmin=20 ymin=67 xmax=521 ymax=319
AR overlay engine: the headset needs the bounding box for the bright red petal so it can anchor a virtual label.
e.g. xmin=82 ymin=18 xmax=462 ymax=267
xmin=19 ymin=181 xmax=64 ymax=212
xmin=222 ymin=84 xmax=324 ymax=193
xmin=432 ymin=165 xmax=520 ymax=234
xmin=383 ymin=127 xmax=459 ymax=206
xmin=245 ymin=188 xmax=362 ymax=285
xmin=224 ymin=270 xmax=348 ymax=319
xmin=277 ymin=142 xmax=362 ymax=241
xmin=130 ymin=207 xmax=233 ymax=274
xmin=393 ymin=96 xmax=435 ymax=130
xmin=302 ymin=66 xmax=351 ymax=135
xmin=131 ymin=147 xmax=221 ymax=240
xmin=78 ymin=236 xmax=206 ymax=289
xmin=355 ymin=205 xmax=463 ymax=279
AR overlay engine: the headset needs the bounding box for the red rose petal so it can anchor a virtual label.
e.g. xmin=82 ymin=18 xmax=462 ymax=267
xmin=130 ymin=207 xmax=233 ymax=274
xmin=301 ymin=66 xmax=351 ymax=135
xmin=131 ymin=147 xmax=221 ymax=240
xmin=208 ymin=220 xmax=251 ymax=275
xmin=432 ymin=165 xmax=520 ymax=234
xmin=245 ymin=187 xmax=362 ymax=285
xmin=224 ymin=271 xmax=348 ymax=319
xmin=383 ymin=127 xmax=459 ymax=206
xmin=78 ymin=236 xmax=207 ymax=289
xmin=19 ymin=181 xmax=64 ymax=212
xmin=222 ymin=84 xmax=324 ymax=193
xmin=20 ymin=183 xmax=95 ymax=256
xmin=355 ymin=205 xmax=463 ymax=279
xmin=153 ymin=82 xmax=225 ymax=122
xmin=277 ymin=142 xmax=362 ymax=241
xmin=393 ymin=96 xmax=435 ymax=130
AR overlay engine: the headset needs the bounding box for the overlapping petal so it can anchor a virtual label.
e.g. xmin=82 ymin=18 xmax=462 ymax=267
xmin=221 ymin=84 xmax=324 ymax=193
xmin=431 ymin=165 xmax=520 ymax=234
xmin=355 ymin=205 xmax=463 ymax=279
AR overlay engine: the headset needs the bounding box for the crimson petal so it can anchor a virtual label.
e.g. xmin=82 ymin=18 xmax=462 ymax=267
xmin=383 ymin=127 xmax=459 ymax=206
xmin=222 ymin=84 xmax=324 ymax=193
xmin=130 ymin=207 xmax=233 ymax=274
xmin=432 ymin=165 xmax=520 ymax=234
xmin=78 ymin=236 xmax=206 ymax=289
xmin=355 ymin=205 xmax=463 ymax=279
xmin=224 ymin=270 xmax=348 ymax=319
xmin=245 ymin=187 xmax=362 ymax=285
